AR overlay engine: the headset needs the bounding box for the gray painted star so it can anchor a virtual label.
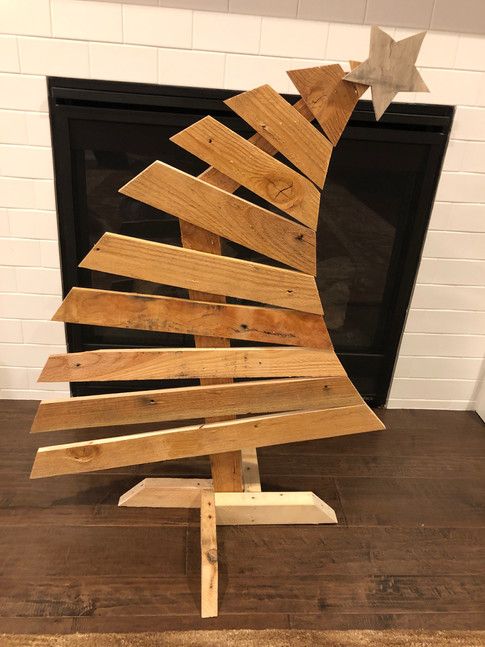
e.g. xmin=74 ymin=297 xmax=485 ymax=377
xmin=344 ymin=26 xmax=429 ymax=120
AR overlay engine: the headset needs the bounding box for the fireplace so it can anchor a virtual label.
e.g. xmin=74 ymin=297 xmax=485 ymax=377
xmin=48 ymin=76 xmax=453 ymax=405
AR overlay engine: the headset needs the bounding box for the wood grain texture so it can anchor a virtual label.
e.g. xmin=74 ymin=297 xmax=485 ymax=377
xmin=52 ymin=287 xmax=328 ymax=348
xmin=38 ymin=347 xmax=344 ymax=383
xmin=170 ymin=116 xmax=320 ymax=229
xmin=31 ymin=376 xmax=361 ymax=432
xmin=225 ymin=84 xmax=332 ymax=189
xmin=120 ymin=483 xmax=338 ymax=525
xmin=30 ymin=404 xmax=385 ymax=478
xmin=200 ymin=489 xmax=218 ymax=618
xmin=287 ymin=63 xmax=368 ymax=146
xmin=241 ymin=448 xmax=262 ymax=493
xmin=80 ymin=232 xmax=323 ymax=315
xmin=119 ymin=160 xmax=316 ymax=275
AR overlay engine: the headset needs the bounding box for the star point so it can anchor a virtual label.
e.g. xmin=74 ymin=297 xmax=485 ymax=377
xmin=344 ymin=26 xmax=429 ymax=120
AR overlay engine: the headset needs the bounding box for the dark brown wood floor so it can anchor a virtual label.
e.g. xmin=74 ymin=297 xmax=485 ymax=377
xmin=0 ymin=400 xmax=484 ymax=634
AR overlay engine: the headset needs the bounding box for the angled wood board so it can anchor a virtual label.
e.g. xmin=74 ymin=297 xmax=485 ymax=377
xmin=81 ymin=232 xmax=323 ymax=315
xmin=119 ymin=160 xmax=316 ymax=275
xmin=53 ymin=287 xmax=328 ymax=348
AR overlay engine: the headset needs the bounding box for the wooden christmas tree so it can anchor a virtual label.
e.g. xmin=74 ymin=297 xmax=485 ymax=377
xmin=29 ymin=27 xmax=428 ymax=618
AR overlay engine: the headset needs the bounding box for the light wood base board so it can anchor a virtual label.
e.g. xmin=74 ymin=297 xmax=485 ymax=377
xmin=118 ymin=478 xmax=338 ymax=525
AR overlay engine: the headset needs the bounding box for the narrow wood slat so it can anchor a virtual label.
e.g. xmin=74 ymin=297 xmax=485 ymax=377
xmin=30 ymin=404 xmax=385 ymax=478
xmin=200 ymin=489 xmax=218 ymax=618
xmin=118 ymin=478 xmax=213 ymax=508
xmin=287 ymin=63 xmax=367 ymax=147
xmin=224 ymin=84 xmax=332 ymax=188
xmin=170 ymin=115 xmax=320 ymax=230
xmin=38 ymin=347 xmax=345 ymax=382
xmin=119 ymin=160 xmax=316 ymax=275
xmin=241 ymin=448 xmax=262 ymax=493
xmin=80 ymin=232 xmax=323 ymax=315
xmin=31 ymin=376 xmax=361 ymax=432
xmin=52 ymin=287 xmax=328 ymax=348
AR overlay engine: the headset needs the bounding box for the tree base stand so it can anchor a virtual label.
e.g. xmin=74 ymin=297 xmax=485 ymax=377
xmin=118 ymin=450 xmax=337 ymax=618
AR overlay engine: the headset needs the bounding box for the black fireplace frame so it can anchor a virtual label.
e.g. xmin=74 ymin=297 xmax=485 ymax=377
xmin=47 ymin=76 xmax=454 ymax=405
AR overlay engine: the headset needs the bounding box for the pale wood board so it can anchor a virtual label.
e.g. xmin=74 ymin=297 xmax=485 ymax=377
xmin=119 ymin=160 xmax=316 ymax=275
xmin=118 ymin=478 xmax=213 ymax=508
xmin=80 ymin=232 xmax=323 ymax=315
xmin=119 ymin=480 xmax=338 ymax=525
xmin=200 ymin=489 xmax=218 ymax=618
xmin=225 ymin=84 xmax=332 ymax=189
xmin=38 ymin=347 xmax=345 ymax=383
xmin=53 ymin=287 xmax=327 ymax=348
xmin=170 ymin=115 xmax=320 ymax=229
xmin=287 ymin=63 xmax=367 ymax=146
xmin=30 ymin=404 xmax=385 ymax=478
xmin=31 ymin=376 xmax=361 ymax=433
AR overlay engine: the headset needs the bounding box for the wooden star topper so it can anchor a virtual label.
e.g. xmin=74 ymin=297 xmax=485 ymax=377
xmin=344 ymin=26 xmax=429 ymax=120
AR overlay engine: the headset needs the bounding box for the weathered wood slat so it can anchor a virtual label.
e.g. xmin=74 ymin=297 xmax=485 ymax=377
xmin=38 ymin=347 xmax=345 ymax=383
xmin=119 ymin=160 xmax=316 ymax=275
xmin=224 ymin=84 xmax=332 ymax=188
xmin=80 ymin=232 xmax=323 ymax=315
xmin=31 ymin=376 xmax=361 ymax=432
xmin=30 ymin=404 xmax=385 ymax=478
xmin=287 ymin=63 xmax=367 ymax=146
xmin=170 ymin=116 xmax=320 ymax=229
xmin=52 ymin=287 xmax=327 ymax=348
xmin=200 ymin=489 xmax=218 ymax=618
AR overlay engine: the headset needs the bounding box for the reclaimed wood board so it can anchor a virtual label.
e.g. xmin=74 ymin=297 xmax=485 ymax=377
xmin=170 ymin=115 xmax=320 ymax=229
xmin=80 ymin=232 xmax=323 ymax=315
xmin=30 ymin=404 xmax=385 ymax=478
xmin=38 ymin=347 xmax=344 ymax=383
xmin=287 ymin=63 xmax=367 ymax=146
xmin=52 ymin=287 xmax=328 ymax=348
xmin=31 ymin=376 xmax=361 ymax=432
xmin=119 ymin=160 xmax=316 ymax=275
xmin=225 ymin=84 xmax=332 ymax=188
xmin=200 ymin=489 xmax=218 ymax=618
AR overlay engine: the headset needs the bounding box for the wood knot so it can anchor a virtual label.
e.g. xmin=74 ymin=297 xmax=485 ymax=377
xmin=66 ymin=445 xmax=99 ymax=463
xmin=206 ymin=549 xmax=218 ymax=564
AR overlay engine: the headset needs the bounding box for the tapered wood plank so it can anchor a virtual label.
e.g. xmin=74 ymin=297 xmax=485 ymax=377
xmin=30 ymin=404 xmax=385 ymax=478
xmin=80 ymin=232 xmax=323 ymax=315
xmin=119 ymin=160 xmax=316 ymax=274
xmin=31 ymin=376 xmax=361 ymax=432
xmin=38 ymin=347 xmax=344 ymax=383
xmin=170 ymin=116 xmax=320 ymax=229
xmin=200 ymin=489 xmax=218 ymax=618
xmin=225 ymin=84 xmax=332 ymax=188
xmin=288 ymin=63 xmax=368 ymax=146
xmin=118 ymin=478 xmax=213 ymax=508
xmin=120 ymin=481 xmax=338 ymax=525
xmin=52 ymin=287 xmax=327 ymax=348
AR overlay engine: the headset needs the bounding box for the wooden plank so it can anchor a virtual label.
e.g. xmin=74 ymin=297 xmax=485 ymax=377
xmin=241 ymin=448 xmax=262 ymax=493
xmin=224 ymin=84 xmax=332 ymax=188
xmin=119 ymin=481 xmax=338 ymax=525
xmin=118 ymin=478 xmax=213 ymax=508
xmin=119 ymin=160 xmax=316 ymax=275
xmin=287 ymin=63 xmax=367 ymax=146
xmin=38 ymin=347 xmax=345 ymax=383
xmin=52 ymin=287 xmax=327 ymax=348
xmin=31 ymin=376 xmax=360 ymax=432
xmin=80 ymin=232 xmax=323 ymax=315
xmin=30 ymin=404 xmax=385 ymax=478
xmin=170 ymin=116 xmax=320 ymax=230
xmin=200 ymin=489 xmax=218 ymax=618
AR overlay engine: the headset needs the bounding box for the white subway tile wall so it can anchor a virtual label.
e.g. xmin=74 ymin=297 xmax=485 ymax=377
xmin=0 ymin=1 xmax=483 ymax=408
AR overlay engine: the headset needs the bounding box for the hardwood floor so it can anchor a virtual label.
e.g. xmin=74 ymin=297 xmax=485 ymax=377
xmin=0 ymin=400 xmax=484 ymax=633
